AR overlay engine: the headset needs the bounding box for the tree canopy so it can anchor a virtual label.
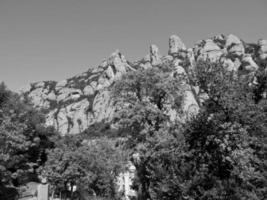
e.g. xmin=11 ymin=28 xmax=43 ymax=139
xmin=0 ymin=82 xmax=57 ymax=187
xmin=112 ymin=61 xmax=267 ymax=200
xmin=42 ymin=134 xmax=128 ymax=199
xmin=1 ymin=58 xmax=267 ymax=200
xmin=112 ymin=63 xmax=188 ymax=200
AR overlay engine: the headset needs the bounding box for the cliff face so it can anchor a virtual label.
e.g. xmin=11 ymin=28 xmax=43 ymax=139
xmin=21 ymin=34 xmax=267 ymax=135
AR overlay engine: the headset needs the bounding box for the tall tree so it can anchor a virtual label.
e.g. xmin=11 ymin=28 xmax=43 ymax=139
xmin=42 ymin=135 xmax=127 ymax=199
xmin=147 ymin=61 xmax=267 ymax=200
xmin=112 ymin=63 xmax=186 ymax=200
xmin=0 ymin=83 xmax=57 ymax=187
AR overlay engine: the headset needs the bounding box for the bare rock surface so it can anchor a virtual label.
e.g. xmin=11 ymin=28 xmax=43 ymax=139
xmin=258 ymin=39 xmax=267 ymax=61
xmin=168 ymin=35 xmax=186 ymax=55
xmin=150 ymin=44 xmax=162 ymax=65
xmin=225 ymin=34 xmax=245 ymax=56
xmin=242 ymin=55 xmax=259 ymax=72
xmin=197 ymin=39 xmax=223 ymax=62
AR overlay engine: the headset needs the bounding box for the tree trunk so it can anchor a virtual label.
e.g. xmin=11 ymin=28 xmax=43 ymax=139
xmin=138 ymin=182 xmax=150 ymax=200
xmin=136 ymin=163 xmax=151 ymax=200
xmin=70 ymin=184 xmax=73 ymax=200
xmin=51 ymin=189 xmax=55 ymax=200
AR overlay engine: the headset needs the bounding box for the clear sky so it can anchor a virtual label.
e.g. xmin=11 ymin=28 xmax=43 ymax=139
xmin=0 ymin=0 xmax=266 ymax=91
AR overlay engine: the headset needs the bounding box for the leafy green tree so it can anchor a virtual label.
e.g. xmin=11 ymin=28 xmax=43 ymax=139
xmin=42 ymin=135 xmax=127 ymax=199
xmin=0 ymin=82 xmax=11 ymax=107
xmin=147 ymin=61 xmax=267 ymax=200
xmin=0 ymin=83 xmax=57 ymax=187
xmin=112 ymin=63 xmax=186 ymax=200
xmin=113 ymin=60 xmax=266 ymax=200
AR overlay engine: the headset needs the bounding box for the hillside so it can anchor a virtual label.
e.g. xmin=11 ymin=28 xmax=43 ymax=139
xmin=21 ymin=34 xmax=267 ymax=135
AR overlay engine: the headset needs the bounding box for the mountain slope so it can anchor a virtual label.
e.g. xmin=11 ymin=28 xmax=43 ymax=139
xmin=21 ymin=34 xmax=267 ymax=135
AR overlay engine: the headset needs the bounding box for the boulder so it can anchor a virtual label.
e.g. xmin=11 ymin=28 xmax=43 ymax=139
xmin=35 ymin=81 xmax=45 ymax=88
xmin=28 ymin=87 xmax=51 ymax=108
xmin=57 ymin=88 xmax=82 ymax=103
xmin=202 ymin=39 xmax=221 ymax=52
xmin=47 ymin=91 xmax=56 ymax=101
xmin=221 ymin=57 xmax=235 ymax=71
xmin=83 ymin=85 xmax=95 ymax=96
xmin=258 ymin=39 xmax=267 ymax=60
xmin=225 ymin=34 xmax=245 ymax=56
xmin=183 ymin=90 xmax=199 ymax=118
xmin=97 ymin=74 xmax=112 ymax=90
xmin=194 ymin=38 xmax=224 ymax=62
xmin=105 ymin=65 xmax=115 ymax=80
xmin=225 ymin=34 xmax=242 ymax=47
xmin=56 ymin=80 xmax=67 ymax=89
xmin=213 ymin=34 xmax=226 ymax=48
xmin=187 ymin=48 xmax=196 ymax=67
xmin=168 ymin=35 xmax=186 ymax=55
xmin=242 ymin=55 xmax=259 ymax=72
xmin=150 ymin=44 xmax=161 ymax=65
xmin=197 ymin=39 xmax=223 ymax=62
xmin=108 ymin=50 xmax=128 ymax=74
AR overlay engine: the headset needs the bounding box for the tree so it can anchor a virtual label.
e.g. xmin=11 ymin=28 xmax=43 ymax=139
xmin=0 ymin=82 xmax=11 ymax=107
xmin=42 ymin=135 xmax=127 ymax=199
xmin=0 ymin=83 xmax=57 ymax=188
xmin=113 ymin=60 xmax=267 ymax=200
xmin=112 ymin=63 xmax=186 ymax=200
xmin=147 ymin=60 xmax=267 ymax=200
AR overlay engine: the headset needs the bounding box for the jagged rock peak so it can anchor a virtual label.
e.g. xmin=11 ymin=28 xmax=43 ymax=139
xmin=108 ymin=50 xmax=126 ymax=65
xmin=168 ymin=35 xmax=186 ymax=55
xmin=258 ymin=39 xmax=267 ymax=47
xmin=213 ymin=34 xmax=226 ymax=41
xmin=202 ymin=39 xmax=221 ymax=52
xmin=258 ymin=39 xmax=267 ymax=61
xmin=106 ymin=49 xmax=132 ymax=74
xmin=21 ymin=34 xmax=267 ymax=136
xmin=194 ymin=38 xmax=224 ymax=62
xmin=225 ymin=34 xmax=245 ymax=56
xmin=150 ymin=44 xmax=161 ymax=65
xmin=226 ymin=34 xmax=242 ymax=46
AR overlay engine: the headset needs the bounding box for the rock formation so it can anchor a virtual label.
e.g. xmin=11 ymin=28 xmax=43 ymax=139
xmin=225 ymin=34 xmax=245 ymax=56
xmin=196 ymin=39 xmax=223 ymax=62
xmin=21 ymin=34 xmax=267 ymax=135
xmin=168 ymin=35 xmax=186 ymax=55
xmin=242 ymin=54 xmax=259 ymax=72
xmin=258 ymin=39 xmax=267 ymax=61
xmin=150 ymin=44 xmax=162 ymax=65
xmin=21 ymin=50 xmax=132 ymax=135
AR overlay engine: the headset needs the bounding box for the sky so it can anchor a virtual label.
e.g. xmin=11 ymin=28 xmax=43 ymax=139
xmin=0 ymin=0 xmax=266 ymax=91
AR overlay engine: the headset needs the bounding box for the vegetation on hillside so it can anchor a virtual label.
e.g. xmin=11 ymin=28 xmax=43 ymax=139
xmin=1 ymin=58 xmax=267 ymax=200
xmin=113 ymin=60 xmax=267 ymax=200
xmin=42 ymin=135 xmax=128 ymax=199
xmin=0 ymin=82 xmax=57 ymax=186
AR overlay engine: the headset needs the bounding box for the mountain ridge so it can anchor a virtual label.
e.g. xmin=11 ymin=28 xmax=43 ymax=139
xmin=21 ymin=34 xmax=267 ymax=135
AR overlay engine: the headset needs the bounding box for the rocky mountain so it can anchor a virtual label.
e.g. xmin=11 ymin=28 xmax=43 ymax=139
xmin=21 ymin=34 xmax=267 ymax=135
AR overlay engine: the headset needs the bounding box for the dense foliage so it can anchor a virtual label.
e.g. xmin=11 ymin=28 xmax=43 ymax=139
xmin=1 ymin=57 xmax=267 ymax=200
xmin=113 ymin=61 xmax=267 ymax=200
xmin=0 ymin=82 xmax=127 ymax=199
xmin=0 ymin=82 xmax=57 ymax=187
xmin=42 ymin=134 xmax=128 ymax=199
xmin=113 ymin=62 xmax=187 ymax=200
